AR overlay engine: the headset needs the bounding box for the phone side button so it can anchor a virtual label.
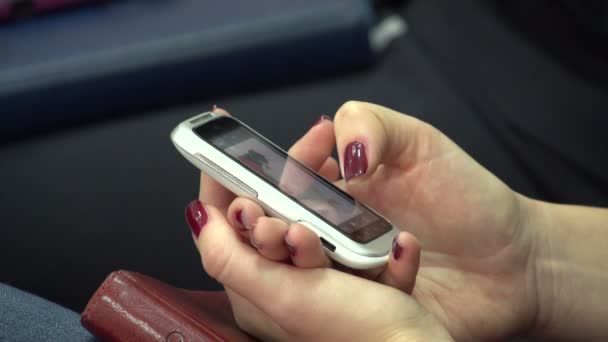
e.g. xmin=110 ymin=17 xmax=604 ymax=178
xmin=194 ymin=153 xmax=218 ymax=169
xmin=193 ymin=153 xmax=257 ymax=198
xmin=233 ymin=179 xmax=258 ymax=198
xmin=220 ymin=168 xmax=258 ymax=198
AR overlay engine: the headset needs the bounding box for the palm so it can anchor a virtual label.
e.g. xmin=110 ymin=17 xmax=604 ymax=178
xmin=349 ymin=137 xmax=536 ymax=340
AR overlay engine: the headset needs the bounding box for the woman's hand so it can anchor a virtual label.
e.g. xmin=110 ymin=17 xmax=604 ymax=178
xmin=199 ymin=103 xmax=539 ymax=340
xmin=185 ymin=199 xmax=453 ymax=341
xmin=320 ymin=102 xmax=538 ymax=340
xmin=291 ymin=102 xmax=538 ymax=340
xmin=191 ymin=107 xmax=428 ymax=340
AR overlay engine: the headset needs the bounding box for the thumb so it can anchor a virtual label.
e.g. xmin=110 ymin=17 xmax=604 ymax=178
xmin=334 ymin=101 xmax=437 ymax=182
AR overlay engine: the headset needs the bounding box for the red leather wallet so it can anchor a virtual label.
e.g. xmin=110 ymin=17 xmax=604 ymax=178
xmin=81 ymin=270 xmax=254 ymax=341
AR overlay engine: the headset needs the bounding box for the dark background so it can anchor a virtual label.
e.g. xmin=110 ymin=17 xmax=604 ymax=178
xmin=1 ymin=0 xmax=607 ymax=314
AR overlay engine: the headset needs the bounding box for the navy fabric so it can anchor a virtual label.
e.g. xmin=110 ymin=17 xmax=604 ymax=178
xmin=0 ymin=283 xmax=96 ymax=341
xmin=0 ymin=0 xmax=374 ymax=136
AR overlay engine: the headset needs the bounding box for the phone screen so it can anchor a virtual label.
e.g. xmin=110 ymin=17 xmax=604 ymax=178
xmin=195 ymin=117 xmax=391 ymax=243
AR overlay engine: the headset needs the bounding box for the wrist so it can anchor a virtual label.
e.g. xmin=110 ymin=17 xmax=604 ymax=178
xmin=503 ymin=194 xmax=549 ymax=338
xmin=519 ymin=197 xmax=556 ymax=337
xmin=525 ymin=200 xmax=608 ymax=340
xmin=524 ymin=198 xmax=594 ymax=339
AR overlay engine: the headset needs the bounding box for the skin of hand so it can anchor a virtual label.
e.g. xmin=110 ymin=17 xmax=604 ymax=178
xmin=322 ymin=102 xmax=608 ymax=341
xmin=186 ymin=199 xmax=453 ymax=342
xmin=530 ymin=202 xmax=608 ymax=340
xmin=324 ymin=101 xmax=539 ymax=341
xmin=192 ymin=108 xmax=430 ymax=340
xmin=196 ymin=103 xmax=538 ymax=341
xmin=195 ymin=102 xmax=608 ymax=341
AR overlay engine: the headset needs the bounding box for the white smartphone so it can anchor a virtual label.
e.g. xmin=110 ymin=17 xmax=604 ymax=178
xmin=171 ymin=112 xmax=399 ymax=269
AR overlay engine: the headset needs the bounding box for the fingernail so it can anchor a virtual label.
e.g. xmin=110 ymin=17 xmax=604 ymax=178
xmin=313 ymin=115 xmax=332 ymax=127
xmin=185 ymin=200 xmax=208 ymax=238
xmin=249 ymin=224 xmax=261 ymax=249
xmin=343 ymin=141 xmax=368 ymax=180
xmin=234 ymin=210 xmax=247 ymax=231
xmin=392 ymin=237 xmax=402 ymax=260
xmin=211 ymin=104 xmax=218 ymax=112
xmin=284 ymin=231 xmax=296 ymax=257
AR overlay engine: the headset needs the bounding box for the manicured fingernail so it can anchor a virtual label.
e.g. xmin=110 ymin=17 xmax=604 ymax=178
xmin=343 ymin=141 xmax=368 ymax=180
xmin=284 ymin=231 xmax=296 ymax=257
xmin=392 ymin=237 xmax=402 ymax=260
xmin=249 ymin=224 xmax=261 ymax=249
xmin=313 ymin=115 xmax=332 ymax=126
xmin=185 ymin=200 xmax=208 ymax=238
xmin=234 ymin=210 xmax=247 ymax=231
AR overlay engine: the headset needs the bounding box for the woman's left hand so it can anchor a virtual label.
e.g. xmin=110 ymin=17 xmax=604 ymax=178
xmin=186 ymin=199 xmax=452 ymax=341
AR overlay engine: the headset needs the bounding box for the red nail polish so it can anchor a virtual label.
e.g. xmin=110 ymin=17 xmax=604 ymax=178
xmin=284 ymin=231 xmax=296 ymax=257
xmin=185 ymin=200 xmax=208 ymax=238
xmin=392 ymin=237 xmax=402 ymax=260
xmin=313 ymin=115 xmax=332 ymax=126
xmin=235 ymin=210 xmax=246 ymax=231
xmin=343 ymin=141 xmax=368 ymax=180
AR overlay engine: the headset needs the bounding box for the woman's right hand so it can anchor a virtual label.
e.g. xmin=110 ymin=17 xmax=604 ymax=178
xmin=210 ymin=102 xmax=542 ymax=341
xmin=328 ymin=102 xmax=539 ymax=340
